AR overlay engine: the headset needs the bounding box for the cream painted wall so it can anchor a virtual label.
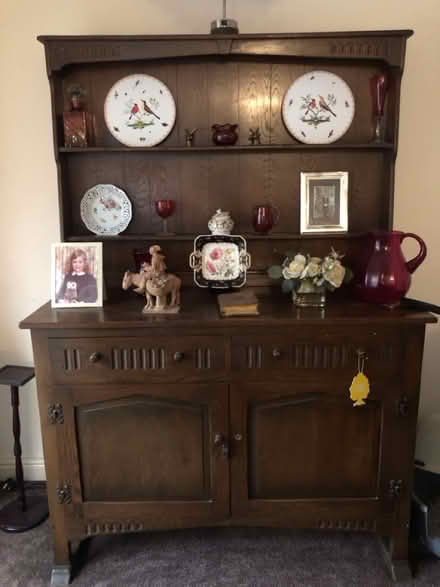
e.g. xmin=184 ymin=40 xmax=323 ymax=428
xmin=1 ymin=1 xmax=439 ymax=480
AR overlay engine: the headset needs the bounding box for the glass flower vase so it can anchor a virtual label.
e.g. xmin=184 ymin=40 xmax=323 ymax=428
xmin=370 ymin=73 xmax=389 ymax=143
xmin=293 ymin=280 xmax=326 ymax=308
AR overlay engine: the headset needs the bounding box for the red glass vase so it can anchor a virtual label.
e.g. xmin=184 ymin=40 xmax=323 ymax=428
xmin=352 ymin=231 xmax=427 ymax=308
xmin=370 ymin=72 xmax=389 ymax=142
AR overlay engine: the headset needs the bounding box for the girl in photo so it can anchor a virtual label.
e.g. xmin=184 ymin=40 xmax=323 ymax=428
xmin=56 ymin=248 xmax=98 ymax=303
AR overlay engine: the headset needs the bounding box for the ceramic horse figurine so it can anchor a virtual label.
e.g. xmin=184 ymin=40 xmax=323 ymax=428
xmin=142 ymin=245 xmax=181 ymax=313
xmin=144 ymin=273 xmax=181 ymax=312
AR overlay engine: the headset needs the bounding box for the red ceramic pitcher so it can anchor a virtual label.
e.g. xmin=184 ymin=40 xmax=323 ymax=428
xmin=353 ymin=230 xmax=427 ymax=308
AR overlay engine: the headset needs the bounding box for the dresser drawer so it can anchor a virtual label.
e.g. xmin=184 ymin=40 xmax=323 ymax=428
xmin=48 ymin=336 xmax=227 ymax=383
xmin=231 ymin=328 xmax=402 ymax=378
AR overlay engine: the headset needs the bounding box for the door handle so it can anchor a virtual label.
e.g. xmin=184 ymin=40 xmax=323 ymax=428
xmin=213 ymin=433 xmax=230 ymax=458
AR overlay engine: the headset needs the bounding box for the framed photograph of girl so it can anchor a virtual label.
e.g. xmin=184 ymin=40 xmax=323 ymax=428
xmin=51 ymin=243 xmax=103 ymax=308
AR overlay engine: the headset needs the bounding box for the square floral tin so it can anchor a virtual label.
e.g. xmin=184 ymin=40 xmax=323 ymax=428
xmin=190 ymin=234 xmax=251 ymax=289
xmin=190 ymin=210 xmax=251 ymax=289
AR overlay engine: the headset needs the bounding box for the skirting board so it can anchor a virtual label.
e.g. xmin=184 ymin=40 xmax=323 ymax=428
xmin=0 ymin=457 xmax=46 ymax=481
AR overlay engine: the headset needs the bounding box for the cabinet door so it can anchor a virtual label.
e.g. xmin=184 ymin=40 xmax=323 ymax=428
xmin=51 ymin=383 xmax=229 ymax=535
xmin=230 ymin=383 xmax=397 ymax=532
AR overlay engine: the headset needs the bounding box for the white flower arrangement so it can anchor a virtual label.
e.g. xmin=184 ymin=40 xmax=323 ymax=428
xmin=267 ymin=247 xmax=352 ymax=295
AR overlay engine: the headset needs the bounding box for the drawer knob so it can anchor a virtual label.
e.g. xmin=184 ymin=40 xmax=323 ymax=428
xmin=173 ymin=351 xmax=184 ymax=362
xmin=272 ymin=348 xmax=282 ymax=359
xmin=89 ymin=352 xmax=102 ymax=363
xmin=234 ymin=433 xmax=243 ymax=441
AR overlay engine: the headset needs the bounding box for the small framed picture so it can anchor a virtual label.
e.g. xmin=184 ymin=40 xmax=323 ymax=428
xmin=51 ymin=243 xmax=103 ymax=308
xmin=300 ymin=171 xmax=348 ymax=234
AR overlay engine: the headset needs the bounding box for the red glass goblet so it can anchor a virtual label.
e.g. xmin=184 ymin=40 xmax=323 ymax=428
xmin=253 ymin=204 xmax=280 ymax=234
xmin=155 ymin=199 xmax=175 ymax=234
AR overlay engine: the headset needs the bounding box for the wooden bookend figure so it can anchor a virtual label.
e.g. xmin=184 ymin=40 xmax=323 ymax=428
xmin=184 ymin=128 xmax=198 ymax=147
xmin=122 ymin=245 xmax=181 ymax=313
xmin=248 ymin=127 xmax=261 ymax=145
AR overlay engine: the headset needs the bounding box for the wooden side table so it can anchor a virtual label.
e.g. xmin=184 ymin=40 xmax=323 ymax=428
xmin=0 ymin=365 xmax=48 ymax=532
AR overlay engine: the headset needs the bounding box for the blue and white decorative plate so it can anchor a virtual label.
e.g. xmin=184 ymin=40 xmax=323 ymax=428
xmin=104 ymin=73 xmax=176 ymax=147
xmin=282 ymin=71 xmax=355 ymax=144
xmin=80 ymin=184 xmax=132 ymax=236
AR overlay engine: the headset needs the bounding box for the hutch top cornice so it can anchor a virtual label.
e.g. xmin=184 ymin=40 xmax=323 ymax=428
xmin=38 ymin=30 xmax=413 ymax=74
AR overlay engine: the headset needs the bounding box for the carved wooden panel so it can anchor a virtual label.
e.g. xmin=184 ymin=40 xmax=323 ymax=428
xmin=292 ymin=343 xmax=350 ymax=368
xmin=76 ymin=395 xmax=210 ymax=501
xmin=86 ymin=520 xmax=144 ymax=535
xmin=48 ymin=336 xmax=227 ymax=383
xmin=246 ymin=345 xmax=263 ymax=369
xmin=317 ymin=518 xmax=377 ymax=531
xmin=246 ymin=394 xmax=381 ymax=499
xmin=231 ymin=335 xmax=400 ymax=376
xmin=111 ymin=347 xmax=166 ymax=370
xmin=63 ymin=348 xmax=81 ymax=371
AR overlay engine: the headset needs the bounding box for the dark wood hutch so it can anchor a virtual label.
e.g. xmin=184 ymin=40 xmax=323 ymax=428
xmin=20 ymin=30 xmax=436 ymax=585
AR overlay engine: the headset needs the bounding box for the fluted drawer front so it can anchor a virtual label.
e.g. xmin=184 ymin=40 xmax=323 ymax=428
xmin=231 ymin=329 xmax=402 ymax=377
xmin=48 ymin=336 xmax=226 ymax=383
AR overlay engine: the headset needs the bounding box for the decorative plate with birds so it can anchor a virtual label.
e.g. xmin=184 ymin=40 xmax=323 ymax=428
xmin=104 ymin=74 xmax=176 ymax=147
xmin=282 ymin=71 xmax=355 ymax=144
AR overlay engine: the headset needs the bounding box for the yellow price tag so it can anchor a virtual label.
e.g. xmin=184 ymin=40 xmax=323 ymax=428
xmin=350 ymin=372 xmax=370 ymax=406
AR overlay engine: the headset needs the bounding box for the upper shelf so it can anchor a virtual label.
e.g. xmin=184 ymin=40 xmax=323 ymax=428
xmin=59 ymin=143 xmax=394 ymax=154
xmin=68 ymin=232 xmax=366 ymax=242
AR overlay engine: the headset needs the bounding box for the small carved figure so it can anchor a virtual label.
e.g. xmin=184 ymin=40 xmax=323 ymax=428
xmin=184 ymin=128 xmax=198 ymax=147
xmin=248 ymin=127 xmax=261 ymax=145
xmin=122 ymin=245 xmax=181 ymax=313
xmin=149 ymin=245 xmax=167 ymax=274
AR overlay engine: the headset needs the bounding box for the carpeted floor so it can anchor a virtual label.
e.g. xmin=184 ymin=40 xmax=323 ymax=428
xmin=1 ymin=486 xmax=439 ymax=587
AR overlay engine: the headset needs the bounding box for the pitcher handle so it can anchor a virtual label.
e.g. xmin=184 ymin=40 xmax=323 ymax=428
xmin=401 ymin=233 xmax=427 ymax=274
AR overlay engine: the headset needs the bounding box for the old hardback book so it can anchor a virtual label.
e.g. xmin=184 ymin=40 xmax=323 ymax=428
xmin=217 ymin=291 xmax=259 ymax=316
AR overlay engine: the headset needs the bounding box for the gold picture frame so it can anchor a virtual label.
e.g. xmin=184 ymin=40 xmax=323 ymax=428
xmin=300 ymin=171 xmax=348 ymax=234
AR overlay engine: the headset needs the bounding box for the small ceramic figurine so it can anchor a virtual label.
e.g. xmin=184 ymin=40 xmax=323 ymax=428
xmin=248 ymin=127 xmax=261 ymax=145
xmin=123 ymin=245 xmax=181 ymax=313
xmin=184 ymin=128 xmax=198 ymax=147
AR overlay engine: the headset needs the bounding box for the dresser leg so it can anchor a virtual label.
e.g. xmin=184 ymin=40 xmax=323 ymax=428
xmin=378 ymin=535 xmax=413 ymax=582
xmin=50 ymin=566 xmax=71 ymax=586
xmin=51 ymin=538 xmax=72 ymax=585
